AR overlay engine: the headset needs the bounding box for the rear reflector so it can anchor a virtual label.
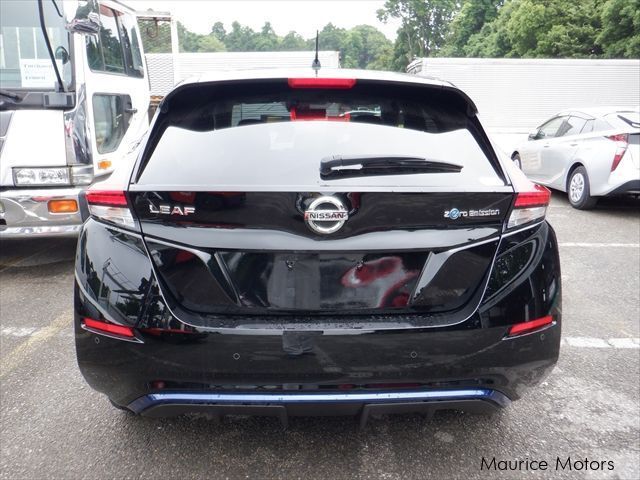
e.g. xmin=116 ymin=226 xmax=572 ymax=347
xmin=86 ymin=190 xmax=137 ymax=229
xmin=507 ymin=315 xmax=553 ymax=337
xmin=48 ymin=199 xmax=78 ymax=214
xmin=288 ymin=78 xmax=356 ymax=89
xmin=83 ymin=317 xmax=135 ymax=338
xmin=507 ymin=184 xmax=550 ymax=229
xmin=607 ymin=133 xmax=629 ymax=172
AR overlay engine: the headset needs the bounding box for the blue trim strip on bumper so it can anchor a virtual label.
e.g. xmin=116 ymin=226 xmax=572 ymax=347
xmin=127 ymin=388 xmax=511 ymax=414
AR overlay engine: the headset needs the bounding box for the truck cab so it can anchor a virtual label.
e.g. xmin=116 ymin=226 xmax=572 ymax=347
xmin=0 ymin=0 xmax=150 ymax=237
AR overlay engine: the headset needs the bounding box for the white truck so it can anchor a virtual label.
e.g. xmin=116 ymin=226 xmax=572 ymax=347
xmin=0 ymin=0 xmax=152 ymax=237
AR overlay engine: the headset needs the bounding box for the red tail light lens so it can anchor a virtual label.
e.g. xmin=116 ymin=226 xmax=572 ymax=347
xmin=288 ymin=78 xmax=356 ymax=89
xmin=507 ymin=315 xmax=554 ymax=337
xmin=83 ymin=317 xmax=135 ymax=338
xmin=507 ymin=184 xmax=550 ymax=229
xmin=514 ymin=183 xmax=551 ymax=207
xmin=86 ymin=190 xmax=128 ymax=206
xmin=607 ymin=133 xmax=629 ymax=172
xmin=86 ymin=190 xmax=137 ymax=229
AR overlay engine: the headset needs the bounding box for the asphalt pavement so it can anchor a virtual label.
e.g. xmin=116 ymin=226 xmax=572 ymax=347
xmin=1 ymin=192 xmax=638 ymax=480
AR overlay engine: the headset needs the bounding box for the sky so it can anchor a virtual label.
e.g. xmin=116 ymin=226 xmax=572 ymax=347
xmin=129 ymin=0 xmax=401 ymax=41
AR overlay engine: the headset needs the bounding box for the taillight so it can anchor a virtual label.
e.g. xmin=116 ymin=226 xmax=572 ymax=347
xmin=507 ymin=183 xmax=550 ymax=230
xmin=607 ymin=133 xmax=628 ymax=171
xmin=507 ymin=315 xmax=554 ymax=337
xmin=85 ymin=190 xmax=137 ymax=229
xmin=288 ymin=78 xmax=356 ymax=89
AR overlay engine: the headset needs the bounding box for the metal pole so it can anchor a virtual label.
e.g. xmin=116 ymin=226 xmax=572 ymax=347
xmin=170 ymin=17 xmax=180 ymax=87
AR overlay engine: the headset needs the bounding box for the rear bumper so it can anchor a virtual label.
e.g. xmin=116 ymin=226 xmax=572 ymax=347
xmin=0 ymin=187 xmax=84 ymax=237
xmin=128 ymin=389 xmax=510 ymax=425
xmin=75 ymin=298 xmax=561 ymax=411
xmin=74 ymin=220 xmax=562 ymax=415
xmin=605 ymin=179 xmax=640 ymax=196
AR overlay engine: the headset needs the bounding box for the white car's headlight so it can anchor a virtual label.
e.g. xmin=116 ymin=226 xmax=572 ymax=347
xmin=13 ymin=167 xmax=70 ymax=186
xmin=12 ymin=165 xmax=94 ymax=186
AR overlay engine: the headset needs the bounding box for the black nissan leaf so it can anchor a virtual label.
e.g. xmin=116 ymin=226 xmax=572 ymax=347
xmin=74 ymin=70 xmax=561 ymax=424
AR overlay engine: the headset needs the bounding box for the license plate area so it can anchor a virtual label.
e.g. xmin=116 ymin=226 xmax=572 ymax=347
xmin=219 ymin=251 xmax=429 ymax=311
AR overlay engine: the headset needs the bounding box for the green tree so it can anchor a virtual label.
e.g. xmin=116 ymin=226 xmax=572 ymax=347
xmin=443 ymin=0 xmax=502 ymax=56
xmin=317 ymin=23 xmax=349 ymax=52
xmin=343 ymin=25 xmax=394 ymax=69
xmin=253 ymin=22 xmax=280 ymax=51
xmin=225 ymin=21 xmax=257 ymax=51
xmin=210 ymin=21 xmax=227 ymax=43
xmin=597 ymin=0 xmax=640 ymax=58
xmin=377 ymin=0 xmax=458 ymax=65
xmin=195 ymin=35 xmax=227 ymax=52
xmin=179 ymin=22 xmax=204 ymax=52
xmin=462 ymin=0 xmax=602 ymax=58
xmin=280 ymin=31 xmax=308 ymax=50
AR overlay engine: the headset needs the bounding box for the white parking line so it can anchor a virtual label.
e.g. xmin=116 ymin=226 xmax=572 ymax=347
xmin=0 ymin=327 xmax=39 ymax=337
xmin=564 ymin=337 xmax=611 ymax=348
xmin=559 ymin=243 xmax=640 ymax=248
xmin=1 ymin=328 xmax=638 ymax=349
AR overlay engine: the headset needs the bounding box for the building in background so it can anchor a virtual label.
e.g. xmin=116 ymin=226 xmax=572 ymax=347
xmin=408 ymin=58 xmax=640 ymax=152
xmin=146 ymin=51 xmax=341 ymax=96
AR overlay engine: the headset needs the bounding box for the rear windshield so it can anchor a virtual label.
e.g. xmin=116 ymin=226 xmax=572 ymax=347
xmin=136 ymin=80 xmax=505 ymax=190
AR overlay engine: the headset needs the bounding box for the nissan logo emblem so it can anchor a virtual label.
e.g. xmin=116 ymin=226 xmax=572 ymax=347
xmin=303 ymin=196 xmax=349 ymax=234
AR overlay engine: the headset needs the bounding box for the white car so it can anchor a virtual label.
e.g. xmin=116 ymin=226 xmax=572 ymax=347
xmin=512 ymin=108 xmax=640 ymax=209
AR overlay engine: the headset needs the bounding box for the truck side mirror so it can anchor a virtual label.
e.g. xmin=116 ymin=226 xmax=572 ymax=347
xmin=66 ymin=0 xmax=101 ymax=35
xmin=55 ymin=46 xmax=70 ymax=64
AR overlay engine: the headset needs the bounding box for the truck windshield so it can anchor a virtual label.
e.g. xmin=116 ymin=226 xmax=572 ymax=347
xmin=0 ymin=0 xmax=72 ymax=90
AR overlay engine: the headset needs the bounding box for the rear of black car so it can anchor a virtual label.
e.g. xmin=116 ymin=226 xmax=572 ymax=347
xmin=74 ymin=73 xmax=561 ymax=421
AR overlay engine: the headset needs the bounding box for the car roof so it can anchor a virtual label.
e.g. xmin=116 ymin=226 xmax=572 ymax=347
xmin=183 ymin=67 xmax=454 ymax=89
xmin=556 ymin=106 xmax=640 ymax=119
xmin=169 ymin=67 xmax=478 ymax=114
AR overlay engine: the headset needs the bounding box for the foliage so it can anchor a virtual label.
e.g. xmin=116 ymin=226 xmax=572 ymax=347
xmin=377 ymin=0 xmax=458 ymax=64
xmin=441 ymin=0 xmax=503 ymax=56
xmin=138 ymin=1 xmax=640 ymax=73
xmin=449 ymin=0 xmax=636 ymax=58
xmin=597 ymin=0 xmax=640 ymax=58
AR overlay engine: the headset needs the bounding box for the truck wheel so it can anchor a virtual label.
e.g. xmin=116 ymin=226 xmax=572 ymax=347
xmin=567 ymin=166 xmax=598 ymax=210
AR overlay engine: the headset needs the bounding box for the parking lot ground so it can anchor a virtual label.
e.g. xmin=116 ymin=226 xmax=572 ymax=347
xmin=1 ymin=192 xmax=639 ymax=480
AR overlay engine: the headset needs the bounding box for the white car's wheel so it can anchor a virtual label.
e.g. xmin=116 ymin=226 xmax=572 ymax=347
xmin=567 ymin=166 xmax=597 ymax=210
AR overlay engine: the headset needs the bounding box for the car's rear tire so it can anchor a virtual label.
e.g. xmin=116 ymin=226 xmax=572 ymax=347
xmin=567 ymin=166 xmax=598 ymax=210
xmin=512 ymin=152 xmax=522 ymax=169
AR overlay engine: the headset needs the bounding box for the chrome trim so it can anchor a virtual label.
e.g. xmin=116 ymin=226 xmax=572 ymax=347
xmin=502 ymin=220 xmax=545 ymax=237
xmin=80 ymin=323 xmax=143 ymax=344
xmin=0 ymin=224 xmax=81 ymax=238
xmin=0 ymin=187 xmax=83 ymax=237
xmin=128 ymin=388 xmax=511 ymax=414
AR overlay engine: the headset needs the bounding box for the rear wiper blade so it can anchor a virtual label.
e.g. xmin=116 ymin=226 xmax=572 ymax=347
xmin=320 ymin=155 xmax=463 ymax=180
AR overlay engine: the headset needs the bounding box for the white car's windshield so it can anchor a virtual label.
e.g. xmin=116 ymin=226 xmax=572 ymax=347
xmin=0 ymin=0 xmax=72 ymax=90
